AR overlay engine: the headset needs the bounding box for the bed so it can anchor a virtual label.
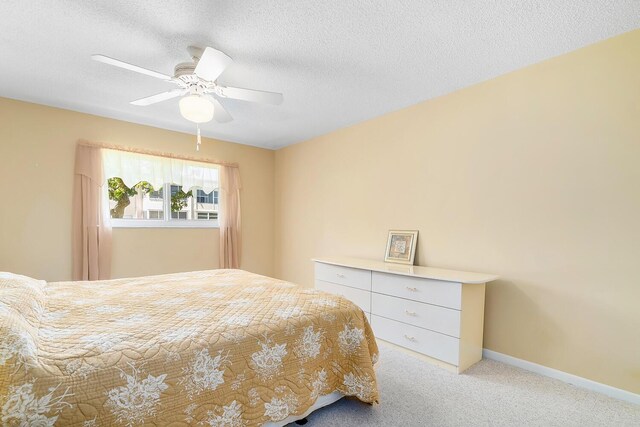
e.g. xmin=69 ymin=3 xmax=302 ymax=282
xmin=0 ymin=270 xmax=379 ymax=426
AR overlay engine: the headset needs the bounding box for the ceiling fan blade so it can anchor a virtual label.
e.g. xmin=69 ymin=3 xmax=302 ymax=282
xmin=92 ymin=54 xmax=172 ymax=81
xmin=205 ymin=95 xmax=233 ymax=123
xmin=194 ymin=47 xmax=232 ymax=82
xmin=217 ymin=86 xmax=283 ymax=105
xmin=130 ymin=89 xmax=186 ymax=106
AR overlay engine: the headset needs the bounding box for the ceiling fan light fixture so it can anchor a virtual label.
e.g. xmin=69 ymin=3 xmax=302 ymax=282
xmin=92 ymin=45 xmax=283 ymax=126
xmin=179 ymin=94 xmax=214 ymax=123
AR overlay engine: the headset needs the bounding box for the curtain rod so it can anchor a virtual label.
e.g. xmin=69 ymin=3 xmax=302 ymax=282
xmin=77 ymin=140 xmax=239 ymax=168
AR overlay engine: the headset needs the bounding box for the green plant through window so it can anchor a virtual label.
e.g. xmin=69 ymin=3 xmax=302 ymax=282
xmin=107 ymin=178 xmax=193 ymax=218
xmin=170 ymin=187 xmax=193 ymax=213
xmin=107 ymin=178 xmax=153 ymax=218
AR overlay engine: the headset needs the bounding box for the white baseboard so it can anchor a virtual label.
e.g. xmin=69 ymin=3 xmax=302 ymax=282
xmin=482 ymin=349 xmax=639 ymax=405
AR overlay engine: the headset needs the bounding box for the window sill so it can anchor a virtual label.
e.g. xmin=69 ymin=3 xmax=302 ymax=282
xmin=110 ymin=219 xmax=219 ymax=229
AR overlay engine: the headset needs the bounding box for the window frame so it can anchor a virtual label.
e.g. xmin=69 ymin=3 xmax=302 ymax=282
xmin=109 ymin=182 xmax=219 ymax=229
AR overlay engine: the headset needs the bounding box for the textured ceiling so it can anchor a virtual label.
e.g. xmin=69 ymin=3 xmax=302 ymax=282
xmin=1 ymin=1 xmax=639 ymax=149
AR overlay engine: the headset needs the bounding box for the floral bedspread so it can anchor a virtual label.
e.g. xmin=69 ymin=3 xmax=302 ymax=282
xmin=0 ymin=270 xmax=379 ymax=426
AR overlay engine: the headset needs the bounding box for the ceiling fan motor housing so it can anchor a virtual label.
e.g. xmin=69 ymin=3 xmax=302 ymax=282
xmin=174 ymin=62 xmax=196 ymax=77
xmin=174 ymin=63 xmax=213 ymax=95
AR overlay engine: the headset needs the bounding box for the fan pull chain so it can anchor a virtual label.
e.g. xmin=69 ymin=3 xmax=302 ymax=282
xmin=196 ymin=124 xmax=201 ymax=151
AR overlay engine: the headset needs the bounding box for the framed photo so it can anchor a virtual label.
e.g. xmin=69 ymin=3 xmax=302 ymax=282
xmin=384 ymin=230 xmax=418 ymax=265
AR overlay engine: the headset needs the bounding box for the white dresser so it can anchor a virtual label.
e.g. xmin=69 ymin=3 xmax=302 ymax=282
xmin=314 ymin=257 xmax=498 ymax=373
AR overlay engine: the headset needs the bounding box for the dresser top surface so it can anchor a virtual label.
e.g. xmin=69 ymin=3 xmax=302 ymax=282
xmin=313 ymin=256 xmax=498 ymax=284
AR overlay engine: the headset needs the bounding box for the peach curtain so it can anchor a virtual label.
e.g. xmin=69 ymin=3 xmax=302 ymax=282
xmin=72 ymin=144 xmax=112 ymax=280
xmin=219 ymin=165 xmax=242 ymax=269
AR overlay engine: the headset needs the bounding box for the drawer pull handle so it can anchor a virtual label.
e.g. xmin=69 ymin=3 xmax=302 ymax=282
xmin=404 ymin=334 xmax=416 ymax=342
xmin=406 ymin=286 xmax=418 ymax=292
xmin=405 ymin=310 xmax=417 ymax=316
xmin=336 ymin=273 xmax=346 ymax=278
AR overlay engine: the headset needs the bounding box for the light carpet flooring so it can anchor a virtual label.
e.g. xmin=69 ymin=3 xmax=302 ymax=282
xmin=293 ymin=342 xmax=640 ymax=426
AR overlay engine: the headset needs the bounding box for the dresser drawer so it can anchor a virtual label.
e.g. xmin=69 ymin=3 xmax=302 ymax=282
xmin=372 ymin=315 xmax=460 ymax=365
xmin=315 ymin=280 xmax=371 ymax=312
xmin=315 ymin=262 xmax=371 ymax=291
xmin=371 ymin=293 xmax=461 ymax=337
xmin=372 ymin=272 xmax=461 ymax=309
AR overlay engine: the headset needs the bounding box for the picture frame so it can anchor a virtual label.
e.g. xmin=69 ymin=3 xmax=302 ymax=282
xmin=384 ymin=230 xmax=418 ymax=265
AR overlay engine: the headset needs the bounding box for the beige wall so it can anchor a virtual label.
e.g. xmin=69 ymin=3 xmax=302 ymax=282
xmin=274 ymin=30 xmax=640 ymax=393
xmin=0 ymin=98 xmax=275 ymax=281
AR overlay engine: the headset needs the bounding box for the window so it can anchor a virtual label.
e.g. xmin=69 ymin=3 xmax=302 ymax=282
xmin=146 ymin=210 xmax=164 ymax=220
xmin=196 ymin=189 xmax=218 ymax=204
xmin=103 ymin=149 xmax=219 ymax=228
xmin=149 ymin=188 xmax=163 ymax=200
xmin=171 ymin=211 xmax=188 ymax=219
xmin=197 ymin=212 xmax=218 ymax=220
xmin=107 ymin=180 xmax=218 ymax=227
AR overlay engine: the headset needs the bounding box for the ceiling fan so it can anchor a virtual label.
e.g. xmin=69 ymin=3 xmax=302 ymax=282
xmin=92 ymin=46 xmax=283 ymax=125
